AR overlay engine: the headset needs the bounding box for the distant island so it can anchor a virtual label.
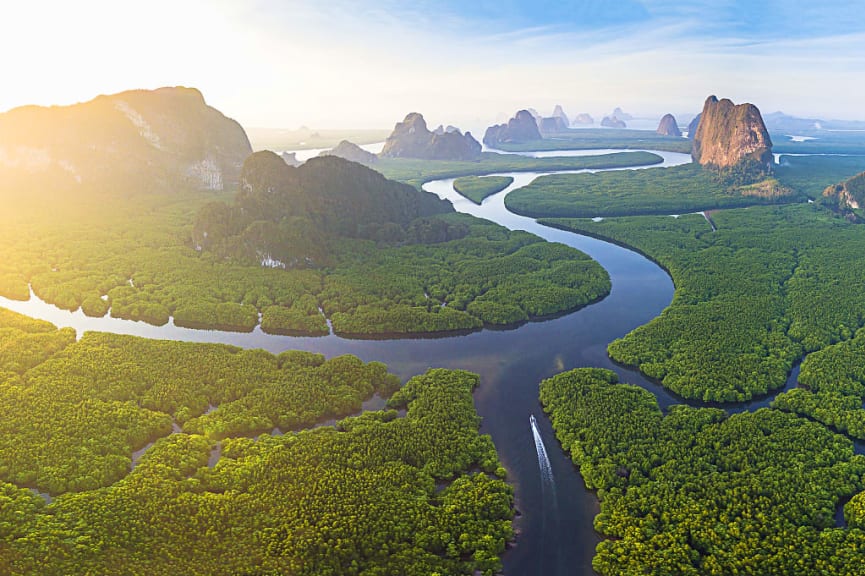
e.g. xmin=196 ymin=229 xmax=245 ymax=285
xmin=380 ymin=112 xmax=481 ymax=161
xmin=483 ymin=109 xmax=543 ymax=146
xmin=572 ymin=112 xmax=594 ymax=125
xmin=656 ymin=113 xmax=681 ymax=137
xmin=601 ymin=115 xmax=627 ymax=128
xmin=318 ymin=140 xmax=378 ymax=165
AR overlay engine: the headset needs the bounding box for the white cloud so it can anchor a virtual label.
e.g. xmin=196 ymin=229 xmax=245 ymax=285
xmin=1 ymin=1 xmax=863 ymax=129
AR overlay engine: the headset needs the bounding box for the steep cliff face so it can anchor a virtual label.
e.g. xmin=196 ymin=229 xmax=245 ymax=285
xmin=656 ymin=114 xmax=682 ymax=137
xmin=483 ymin=110 xmax=543 ymax=146
xmin=318 ymin=140 xmax=378 ymax=165
xmin=691 ymin=96 xmax=773 ymax=169
xmin=823 ymin=171 xmax=865 ymax=212
xmin=687 ymin=114 xmax=701 ymax=139
xmin=380 ymin=113 xmax=481 ymax=160
xmin=0 ymin=86 xmax=251 ymax=195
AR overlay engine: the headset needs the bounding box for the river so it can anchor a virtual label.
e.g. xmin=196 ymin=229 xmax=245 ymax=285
xmin=0 ymin=149 xmax=816 ymax=575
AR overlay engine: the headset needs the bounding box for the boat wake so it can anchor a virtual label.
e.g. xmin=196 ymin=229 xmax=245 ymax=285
xmin=530 ymin=413 xmax=560 ymax=573
xmin=530 ymin=414 xmax=555 ymax=487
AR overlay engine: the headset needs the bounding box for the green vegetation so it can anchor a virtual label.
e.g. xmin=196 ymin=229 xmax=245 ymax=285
xmin=44 ymin=152 xmax=609 ymax=336
xmin=506 ymin=163 xmax=799 ymax=218
xmin=0 ymin=308 xmax=75 ymax=375
xmin=2 ymin=319 xmax=408 ymax=493
xmin=0 ymin=342 xmax=514 ymax=575
xmin=452 ymin=176 xmax=514 ymax=204
xmin=17 ymin=209 xmax=609 ymax=336
xmin=772 ymin=131 xmax=865 ymax=156
xmin=540 ymin=368 xmax=865 ymax=575
xmin=193 ymin=152 xmax=455 ymax=270
xmin=543 ymin=203 xmax=865 ymax=401
xmin=775 ymin=154 xmax=865 ymax=198
xmin=489 ymin=128 xmax=692 ymax=154
xmin=245 ymin=126 xmax=390 ymax=151
xmin=819 ymin=170 xmax=865 ymax=222
xmin=0 ymin=156 xmax=610 ymax=336
xmin=375 ymin=150 xmax=663 ymax=188
xmin=320 ymin=216 xmax=610 ymax=334
xmin=773 ymin=328 xmax=865 ymax=439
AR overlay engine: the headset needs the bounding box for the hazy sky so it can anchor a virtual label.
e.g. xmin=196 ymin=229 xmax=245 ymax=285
xmin=2 ymin=0 xmax=864 ymax=131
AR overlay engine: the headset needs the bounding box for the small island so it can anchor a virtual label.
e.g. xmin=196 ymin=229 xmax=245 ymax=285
xmin=452 ymin=175 xmax=514 ymax=204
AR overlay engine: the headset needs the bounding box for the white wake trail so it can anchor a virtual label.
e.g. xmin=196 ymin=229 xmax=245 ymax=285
xmin=530 ymin=413 xmax=559 ymax=573
xmin=530 ymin=413 xmax=555 ymax=484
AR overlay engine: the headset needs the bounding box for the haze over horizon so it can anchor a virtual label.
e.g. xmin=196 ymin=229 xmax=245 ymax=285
xmin=3 ymin=0 xmax=864 ymax=130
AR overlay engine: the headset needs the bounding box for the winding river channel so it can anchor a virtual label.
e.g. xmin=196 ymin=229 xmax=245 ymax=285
xmin=0 ymin=149 xmax=831 ymax=575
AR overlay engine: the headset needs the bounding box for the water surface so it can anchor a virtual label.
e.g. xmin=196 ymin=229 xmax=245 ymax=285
xmin=0 ymin=149 xmax=761 ymax=575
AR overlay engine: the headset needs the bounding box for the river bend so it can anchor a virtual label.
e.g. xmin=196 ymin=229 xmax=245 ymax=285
xmin=0 ymin=149 xmax=762 ymax=575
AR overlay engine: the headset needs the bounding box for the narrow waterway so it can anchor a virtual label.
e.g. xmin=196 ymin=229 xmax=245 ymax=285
xmin=1 ymin=149 xmax=829 ymax=575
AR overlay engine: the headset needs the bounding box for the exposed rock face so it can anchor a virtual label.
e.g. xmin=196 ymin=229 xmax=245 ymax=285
xmin=573 ymin=113 xmax=594 ymax=125
xmin=0 ymin=86 xmax=251 ymax=194
xmin=483 ymin=110 xmax=543 ymax=147
xmin=552 ymin=105 xmax=570 ymax=127
xmin=656 ymin=114 xmax=682 ymax=137
xmin=823 ymin=171 xmax=865 ymax=212
xmin=380 ymin=113 xmax=481 ymax=160
xmin=538 ymin=116 xmax=569 ymax=134
xmin=691 ymin=96 xmax=773 ymax=168
xmin=601 ymin=116 xmax=627 ymax=128
xmin=687 ymin=114 xmax=701 ymax=139
xmin=318 ymin=140 xmax=377 ymax=165
xmin=281 ymin=152 xmax=301 ymax=167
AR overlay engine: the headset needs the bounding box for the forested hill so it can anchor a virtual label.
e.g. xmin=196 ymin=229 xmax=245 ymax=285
xmin=0 ymin=86 xmax=251 ymax=197
xmin=193 ymin=151 xmax=458 ymax=267
xmin=822 ymin=170 xmax=865 ymax=217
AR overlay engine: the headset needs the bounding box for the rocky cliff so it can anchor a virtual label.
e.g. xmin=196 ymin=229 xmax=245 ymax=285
xmin=483 ymin=110 xmax=543 ymax=147
xmin=687 ymin=114 xmax=701 ymax=139
xmin=656 ymin=114 xmax=682 ymax=137
xmin=691 ymin=96 xmax=773 ymax=169
xmin=823 ymin=171 xmax=865 ymax=214
xmin=0 ymin=86 xmax=251 ymax=195
xmin=318 ymin=140 xmax=378 ymax=165
xmin=380 ymin=113 xmax=481 ymax=161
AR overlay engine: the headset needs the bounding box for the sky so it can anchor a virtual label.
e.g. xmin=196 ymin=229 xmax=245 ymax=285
xmin=1 ymin=0 xmax=864 ymax=131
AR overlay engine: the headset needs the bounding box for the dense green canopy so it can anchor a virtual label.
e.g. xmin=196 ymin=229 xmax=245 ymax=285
xmin=0 ymin=308 xmax=513 ymax=575
xmin=540 ymin=368 xmax=865 ymax=575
